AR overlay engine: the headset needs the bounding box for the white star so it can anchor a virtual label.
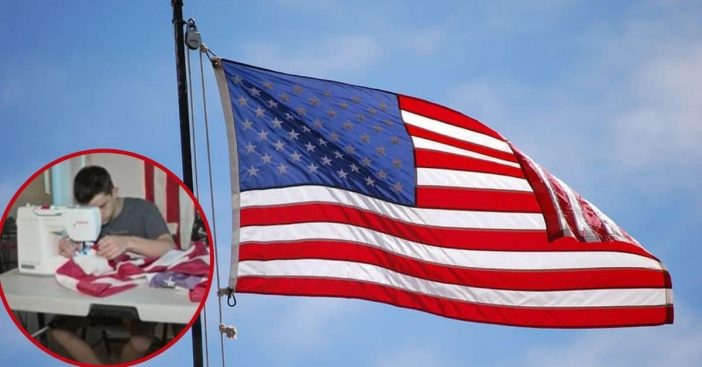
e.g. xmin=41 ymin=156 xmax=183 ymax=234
xmin=327 ymin=109 xmax=337 ymax=118
xmin=318 ymin=138 xmax=328 ymax=147
xmin=337 ymin=169 xmax=348 ymax=179
xmin=305 ymin=142 xmax=316 ymax=152
xmin=392 ymin=159 xmax=402 ymax=168
xmin=365 ymin=176 xmax=375 ymax=186
xmin=288 ymin=130 xmax=300 ymax=140
xmin=271 ymin=118 xmax=283 ymax=129
xmin=379 ymin=102 xmax=388 ymax=111
xmin=344 ymin=144 xmax=356 ymax=154
xmin=343 ymin=121 xmax=353 ymax=131
xmin=350 ymin=163 xmax=360 ymax=173
xmin=333 ymin=150 xmax=343 ymax=159
xmin=273 ymin=139 xmax=286 ymax=151
xmin=296 ymin=106 xmax=307 ymax=116
xmin=361 ymin=157 xmax=372 ymax=167
xmin=277 ymin=163 xmax=289 ymax=174
xmin=246 ymin=166 xmax=259 ymax=177
xmin=261 ymin=153 xmax=273 ymax=164
xmin=307 ymin=163 xmax=319 ymax=174
xmin=255 ymin=107 xmax=266 ymax=118
xmin=237 ymin=96 xmax=248 ymax=106
xmin=352 ymin=96 xmax=361 ymax=104
xmin=285 ymin=112 xmax=295 ymax=120
xmin=293 ymin=85 xmax=303 ymax=94
xmin=392 ymin=181 xmax=403 ymax=193
xmin=373 ymin=125 xmax=383 ymax=133
xmin=249 ymin=86 xmax=261 ymax=97
xmin=289 ymin=151 xmax=302 ymax=162
xmin=313 ymin=119 xmax=323 ymax=129
xmin=390 ymin=136 xmax=400 ymax=144
xmin=375 ymin=146 xmax=386 ymax=156
xmin=280 ymin=93 xmax=290 ymax=102
xmin=321 ymin=156 xmax=332 ymax=166
xmin=233 ymin=75 xmax=243 ymax=84
xmin=244 ymin=142 xmax=256 ymax=154
xmin=263 ymin=81 xmax=273 ymax=89
xmin=257 ymin=129 xmax=269 ymax=141
xmin=241 ymin=119 xmax=253 ymax=130
xmin=267 ymin=99 xmax=279 ymax=109
xmin=377 ymin=169 xmax=388 ymax=180
xmin=301 ymin=125 xmax=311 ymax=134
xmin=329 ymin=132 xmax=340 ymax=142
xmin=309 ymin=96 xmax=320 ymax=106
xmin=360 ymin=133 xmax=370 ymax=143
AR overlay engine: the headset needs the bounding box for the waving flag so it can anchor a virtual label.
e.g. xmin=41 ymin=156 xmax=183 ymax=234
xmin=214 ymin=59 xmax=673 ymax=328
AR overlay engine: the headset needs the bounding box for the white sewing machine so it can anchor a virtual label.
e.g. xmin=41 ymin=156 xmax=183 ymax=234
xmin=16 ymin=205 xmax=101 ymax=275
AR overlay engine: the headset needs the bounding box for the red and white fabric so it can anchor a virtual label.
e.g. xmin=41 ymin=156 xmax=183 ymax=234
xmin=55 ymin=241 xmax=209 ymax=302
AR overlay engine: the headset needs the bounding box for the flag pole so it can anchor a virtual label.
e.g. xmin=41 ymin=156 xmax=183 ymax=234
xmin=171 ymin=1 xmax=204 ymax=366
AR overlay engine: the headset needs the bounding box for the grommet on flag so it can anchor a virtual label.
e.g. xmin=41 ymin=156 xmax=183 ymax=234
xmin=217 ymin=287 xmax=237 ymax=307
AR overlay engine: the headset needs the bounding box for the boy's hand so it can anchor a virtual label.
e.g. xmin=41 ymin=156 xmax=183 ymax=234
xmin=58 ymin=237 xmax=78 ymax=258
xmin=97 ymin=235 xmax=132 ymax=260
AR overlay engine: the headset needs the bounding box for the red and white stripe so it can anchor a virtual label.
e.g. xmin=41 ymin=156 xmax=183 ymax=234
xmin=235 ymin=95 xmax=673 ymax=328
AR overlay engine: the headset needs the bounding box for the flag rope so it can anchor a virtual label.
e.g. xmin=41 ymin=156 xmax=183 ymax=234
xmin=198 ymin=45 xmax=231 ymax=366
xmin=185 ymin=44 xmax=211 ymax=367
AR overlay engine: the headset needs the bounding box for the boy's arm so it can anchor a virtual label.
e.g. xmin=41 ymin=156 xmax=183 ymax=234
xmin=97 ymin=233 xmax=175 ymax=260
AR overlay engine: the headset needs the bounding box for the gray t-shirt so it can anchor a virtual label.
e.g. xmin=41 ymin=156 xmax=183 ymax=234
xmin=101 ymin=197 xmax=170 ymax=240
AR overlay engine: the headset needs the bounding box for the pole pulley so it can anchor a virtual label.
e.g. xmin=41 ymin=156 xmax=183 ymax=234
xmin=186 ymin=19 xmax=202 ymax=50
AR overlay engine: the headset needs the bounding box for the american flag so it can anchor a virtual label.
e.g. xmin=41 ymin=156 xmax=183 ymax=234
xmin=55 ymin=241 xmax=209 ymax=302
xmin=215 ymin=59 xmax=673 ymax=328
xmin=143 ymin=161 xmax=195 ymax=249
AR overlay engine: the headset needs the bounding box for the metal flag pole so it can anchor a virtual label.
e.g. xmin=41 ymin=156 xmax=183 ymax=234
xmin=171 ymin=1 xmax=204 ymax=366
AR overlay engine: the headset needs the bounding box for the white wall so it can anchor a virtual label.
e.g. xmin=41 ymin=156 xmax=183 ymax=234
xmin=87 ymin=153 xmax=145 ymax=199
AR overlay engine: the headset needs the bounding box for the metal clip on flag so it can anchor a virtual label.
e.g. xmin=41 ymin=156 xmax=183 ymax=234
xmin=219 ymin=323 xmax=238 ymax=340
xmin=213 ymin=58 xmax=673 ymax=329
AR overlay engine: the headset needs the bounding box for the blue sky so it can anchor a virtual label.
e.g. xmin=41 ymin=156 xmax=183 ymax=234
xmin=1 ymin=1 xmax=701 ymax=366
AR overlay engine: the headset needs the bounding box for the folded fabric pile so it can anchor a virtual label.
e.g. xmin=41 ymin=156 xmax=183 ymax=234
xmin=55 ymin=241 xmax=210 ymax=302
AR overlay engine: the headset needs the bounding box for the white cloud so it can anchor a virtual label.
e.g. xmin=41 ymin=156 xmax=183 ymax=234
xmin=445 ymin=2 xmax=702 ymax=204
xmin=242 ymin=34 xmax=382 ymax=78
xmin=610 ymin=44 xmax=702 ymax=170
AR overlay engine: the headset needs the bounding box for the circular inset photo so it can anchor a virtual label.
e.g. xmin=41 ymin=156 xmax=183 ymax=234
xmin=0 ymin=149 xmax=213 ymax=366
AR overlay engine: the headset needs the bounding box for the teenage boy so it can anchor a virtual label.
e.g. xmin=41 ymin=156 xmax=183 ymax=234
xmin=51 ymin=165 xmax=175 ymax=364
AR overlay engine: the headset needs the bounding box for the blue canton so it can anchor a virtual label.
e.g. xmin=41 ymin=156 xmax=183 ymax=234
xmin=221 ymin=60 xmax=416 ymax=206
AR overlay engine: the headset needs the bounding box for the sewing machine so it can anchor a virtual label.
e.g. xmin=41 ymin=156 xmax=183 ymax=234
xmin=16 ymin=205 xmax=101 ymax=275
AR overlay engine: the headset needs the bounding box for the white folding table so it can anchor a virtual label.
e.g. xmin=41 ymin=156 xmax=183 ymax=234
xmin=0 ymin=269 xmax=199 ymax=324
